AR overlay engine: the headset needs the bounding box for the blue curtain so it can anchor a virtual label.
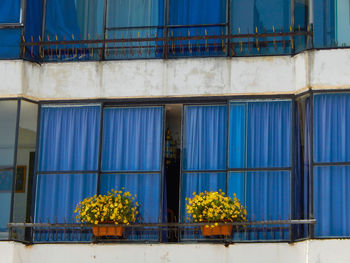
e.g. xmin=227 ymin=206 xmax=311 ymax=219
xmin=183 ymin=105 xmax=227 ymax=171
xmin=0 ymin=0 xmax=21 ymax=23
xmin=228 ymin=104 xmax=246 ymax=168
xmin=168 ymin=0 xmax=226 ymax=57
xmin=38 ymin=105 xmax=101 ymax=172
xmin=100 ymin=174 xmax=161 ymax=224
xmin=181 ymin=172 xmax=226 ymax=222
xmin=35 ymin=174 xmax=97 ymax=223
xmin=169 ymin=0 xmax=226 ymax=25
xmin=35 ymin=105 xmax=100 ymax=222
xmin=314 ymin=0 xmax=336 ymax=48
xmin=102 ymin=107 xmax=163 ymax=172
xmin=45 ymin=0 xmax=80 ymax=40
xmin=228 ymin=171 xmax=291 ymax=240
xmin=247 ymin=101 xmax=291 ymax=168
xmin=44 ymin=0 xmax=104 ymax=61
xmin=181 ymin=105 xmax=227 ymax=240
xmin=0 ymin=29 xmax=21 ymax=59
xmin=314 ymin=94 xmax=350 ymax=163
xmin=181 ymin=102 xmax=291 ymax=240
xmin=244 ymin=171 xmax=290 ymax=221
xmin=313 ymin=94 xmax=350 ymax=237
xmin=228 ymin=101 xmax=291 ymax=240
xmin=105 ymin=0 xmax=164 ymax=59
xmin=101 ymin=107 xmax=164 ymax=240
xmin=229 ymin=101 xmax=291 ymax=169
xmin=314 ymin=166 xmax=350 ymax=237
xmin=24 ymin=0 xmax=43 ymax=60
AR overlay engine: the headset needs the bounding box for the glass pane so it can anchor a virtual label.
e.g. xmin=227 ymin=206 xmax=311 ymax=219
xmin=100 ymin=173 xmax=161 ymax=223
xmin=227 ymin=172 xmax=245 ymax=202
xmin=0 ymin=0 xmax=21 ymax=23
xmin=0 ymin=100 xmax=18 ymax=240
xmin=38 ymin=105 xmax=101 ymax=172
xmin=169 ymin=0 xmax=226 ymax=25
xmin=102 ymin=107 xmax=163 ymax=172
xmin=183 ymin=105 xmax=227 ymax=171
xmin=246 ymin=101 xmax=291 ymax=168
xmin=180 ymin=172 xmax=226 ymax=241
xmin=34 ymin=173 xmax=97 ymax=242
xmin=0 ymin=100 xmax=17 ymax=167
xmin=314 ymin=94 xmax=350 ymax=163
xmin=35 ymin=173 xmax=97 ymax=223
xmin=228 ymin=171 xmax=290 ymax=241
xmin=314 ymin=165 xmax=350 ymax=237
xmin=335 ymin=0 xmax=350 ymax=46
xmin=100 ymin=173 xmax=161 ymax=241
xmin=107 ymin=0 xmax=163 ymax=28
xmin=45 ymin=0 xmax=104 ymax=40
xmin=180 ymin=172 xmax=226 ymax=222
xmin=231 ymin=0 xmax=292 ymax=55
xmin=12 ymin=101 xmax=38 ymax=241
xmin=0 ymin=29 xmax=21 ymax=60
xmin=228 ymin=103 xmax=246 ymax=168
xmin=294 ymin=0 xmax=309 ymax=52
xmin=245 ymin=171 xmax=290 ymax=220
xmin=229 ymin=100 xmax=291 ymax=169
xmin=105 ymin=28 xmax=164 ymax=60
xmin=314 ymin=0 xmax=336 ymax=47
xmin=0 ymin=169 xmax=13 ymax=240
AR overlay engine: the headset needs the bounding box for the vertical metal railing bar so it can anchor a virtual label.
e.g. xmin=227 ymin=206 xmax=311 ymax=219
xmin=101 ymin=0 xmax=108 ymax=60
xmin=9 ymin=99 xmax=21 ymax=240
xmin=310 ymin=91 xmax=315 ymax=238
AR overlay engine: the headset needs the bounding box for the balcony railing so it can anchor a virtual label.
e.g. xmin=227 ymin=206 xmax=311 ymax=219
xmin=21 ymin=25 xmax=313 ymax=62
xmin=8 ymin=219 xmax=315 ymax=244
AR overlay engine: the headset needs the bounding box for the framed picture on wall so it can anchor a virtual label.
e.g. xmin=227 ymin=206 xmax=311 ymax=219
xmin=15 ymin=166 xmax=26 ymax=193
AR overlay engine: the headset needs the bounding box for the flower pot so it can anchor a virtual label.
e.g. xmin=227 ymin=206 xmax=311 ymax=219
xmin=200 ymin=225 xmax=233 ymax=236
xmin=92 ymin=226 xmax=124 ymax=237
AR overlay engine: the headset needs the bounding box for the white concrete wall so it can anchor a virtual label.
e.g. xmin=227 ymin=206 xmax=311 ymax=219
xmin=1 ymin=49 xmax=350 ymax=100
xmin=2 ymin=49 xmax=350 ymax=100
xmin=1 ymin=240 xmax=350 ymax=263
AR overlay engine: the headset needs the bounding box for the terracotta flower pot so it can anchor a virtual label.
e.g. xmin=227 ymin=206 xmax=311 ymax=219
xmin=92 ymin=225 xmax=124 ymax=237
xmin=200 ymin=225 xmax=233 ymax=236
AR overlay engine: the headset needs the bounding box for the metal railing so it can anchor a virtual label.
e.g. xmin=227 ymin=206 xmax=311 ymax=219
xmin=21 ymin=26 xmax=313 ymax=62
xmin=8 ymin=219 xmax=315 ymax=244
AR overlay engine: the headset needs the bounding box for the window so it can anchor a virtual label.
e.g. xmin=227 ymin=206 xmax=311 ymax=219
xmin=0 ymin=0 xmax=22 ymax=58
xmin=33 ymin=105 xmax=165 ymax=241
xmin=0 ymin=100 xmax=18 ymax=240
xmin=313 ymin=93 xmax=350 ymax=237
xmin=180 ymin=100 xmax=293 ymax=241
xmin=34 ymin=105 xmax=100 ymax=241
xmin=100 ymin=106 xmax=164 ymax=240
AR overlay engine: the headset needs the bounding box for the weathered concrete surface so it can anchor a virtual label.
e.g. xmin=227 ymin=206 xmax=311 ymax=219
xmin=1 ymin=49 xmax=350 ymax=99
xmin=2 ymin=241 xmax=307 ymax=263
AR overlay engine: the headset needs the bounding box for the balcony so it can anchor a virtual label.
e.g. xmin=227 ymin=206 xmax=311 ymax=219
xmin=8 ymin=219 xmax=315 ymax=244
xmin=22 ymin=26 xmax=313 ymax=62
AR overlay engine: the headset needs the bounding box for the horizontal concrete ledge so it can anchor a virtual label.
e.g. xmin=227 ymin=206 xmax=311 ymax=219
xmin=1 ymin=49 xmax=350 ymax=100
xmin=2 ymin=239 xmax=350 ymax=263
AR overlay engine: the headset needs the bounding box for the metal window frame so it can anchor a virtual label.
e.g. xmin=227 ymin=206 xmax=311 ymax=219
xmin=5 ymin=92 xmax=331 ymax=243
xmin=35 ymin=0 xmax=305 ymax=62
xmin=179 ymin=97 xmax=295 ymax=241
xmin=310 ymin=89 xmax=350 ymax=239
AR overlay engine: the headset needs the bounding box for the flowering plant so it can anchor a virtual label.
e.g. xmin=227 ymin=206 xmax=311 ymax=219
xmin=186 ymin=190 xmax=247 ymax=227
xmin=74 ymin=189 xmax=139 ymax=225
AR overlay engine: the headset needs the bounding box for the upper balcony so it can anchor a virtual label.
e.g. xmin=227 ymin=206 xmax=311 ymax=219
xmin=0 ymin=0 xmax=347 ymax=62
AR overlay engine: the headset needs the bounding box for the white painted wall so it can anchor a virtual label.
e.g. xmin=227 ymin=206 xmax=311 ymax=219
xmin=2 ymin=49 xmax=350 ymax=100
xmin=0 ymin=240 xmax=349 ymax=263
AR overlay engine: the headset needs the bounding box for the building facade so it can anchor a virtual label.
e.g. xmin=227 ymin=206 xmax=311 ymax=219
xmin=1 ymin=0 xmax=350 ymax=262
